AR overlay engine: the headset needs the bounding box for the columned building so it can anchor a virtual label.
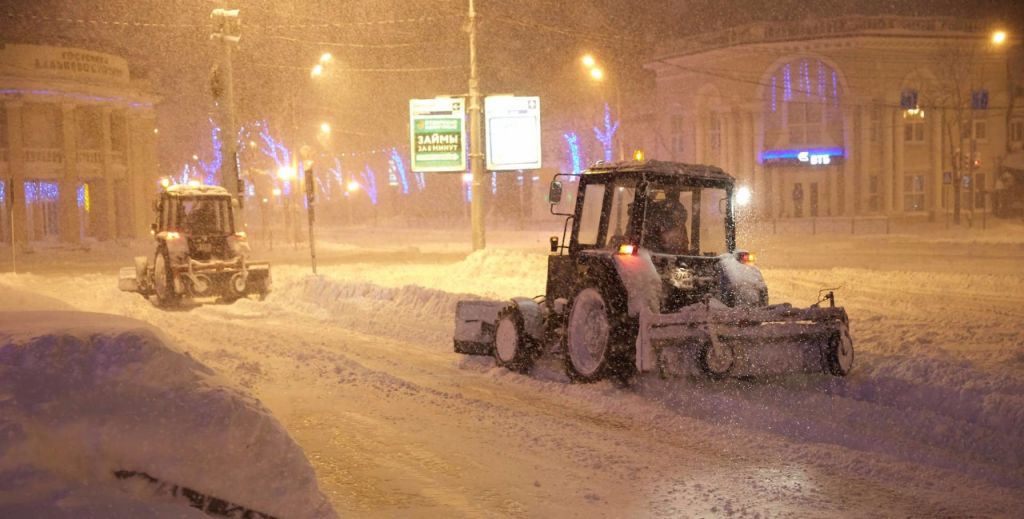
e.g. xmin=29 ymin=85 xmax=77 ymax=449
xmin=646 ymin=16 xmax=1023 ymax=220
xmin=0 ymin=43 xmax=158 ymax=245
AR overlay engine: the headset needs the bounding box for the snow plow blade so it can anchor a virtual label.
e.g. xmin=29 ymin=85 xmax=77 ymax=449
xmin=636 ymin=302 xmax=854 ymax=378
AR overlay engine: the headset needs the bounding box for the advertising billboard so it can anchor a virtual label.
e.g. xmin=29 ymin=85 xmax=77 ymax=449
xmin=485 ymin=96 xmax=541 ymax=171
xmin=409 ymin=98 xmax=466 ymax=172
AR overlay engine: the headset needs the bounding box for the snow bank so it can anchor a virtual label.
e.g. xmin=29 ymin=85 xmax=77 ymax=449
xmin=0 ymin=311 xmax=336 ymax=518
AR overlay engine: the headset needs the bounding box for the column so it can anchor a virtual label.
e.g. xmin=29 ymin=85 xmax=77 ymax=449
xmin=841 ymin=104 xmax=856 ymax=216
xmin=858 ymin=103 xmax=872 ymax=214
xmin=752 ymin=110 xmax=770 ymax=218
xmin=881 ymin=107 xmax=894 ymax=213
xmin=693 ymin=112 xmax=706 ymax=164
xmin=894 ymin=110 xmax=905 ymax=213
xmin=5 ymin=101 xmax=27 ymax=245
xmin=929 ymin=109 xmax=944 ymax=219
xmin=740 ymin=110 xmax=754 ymax=186
xmin=135 ymin=112 xmax=159 ymax=237
xmin=100 ymin=107 xmax=115 ymax=240
xmin=59 ymin=103 xmax=80 ymax=244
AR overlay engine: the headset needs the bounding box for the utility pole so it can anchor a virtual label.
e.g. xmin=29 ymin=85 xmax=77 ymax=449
xmin=211 ymin=8 xmax=242 ymax=211
xmin=468 ymin=0 xmax=486 ymax=250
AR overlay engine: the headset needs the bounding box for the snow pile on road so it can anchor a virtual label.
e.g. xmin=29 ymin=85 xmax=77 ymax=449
xmin=0 ymin=311 xmax=336 ymax=518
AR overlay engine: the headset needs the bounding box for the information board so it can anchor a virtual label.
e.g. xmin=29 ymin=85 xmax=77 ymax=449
xmin=485 ymin=96 xmax=541 ymax=171
xmin=409 ymin=98 xmax=466 ymax=172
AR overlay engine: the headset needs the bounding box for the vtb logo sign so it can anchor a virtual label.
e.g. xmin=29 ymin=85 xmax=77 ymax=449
xmin=797 ymin=151 xmax=831 ymax=165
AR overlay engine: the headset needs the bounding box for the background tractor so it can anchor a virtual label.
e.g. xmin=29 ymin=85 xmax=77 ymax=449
xmin=119 ymin=184 xmax=271 ymax=307
xmin=454 ymin=160 xmax=853 ymax=381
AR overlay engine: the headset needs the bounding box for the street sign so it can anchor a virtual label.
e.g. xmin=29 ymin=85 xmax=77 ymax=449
xmin=409 ymin=98 xmax=466 ymax=172
xmin=485 ymin=96 xmax=541 ymax=171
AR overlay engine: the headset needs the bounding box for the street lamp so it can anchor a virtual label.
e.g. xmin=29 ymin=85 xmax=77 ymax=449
xmin=992 ymin=30 xmax=1007 ymax=46
xmin=319 ymin=122 xmax=331 ymax=135
xmin=319 ymin=52 xmax=332 ymax=63
xmin=310 ymin=63 xmax=323 ymax=78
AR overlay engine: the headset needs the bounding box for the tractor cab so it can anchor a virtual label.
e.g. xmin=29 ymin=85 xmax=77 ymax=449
xmin=547 ymin=161 xmax=760 ymax=312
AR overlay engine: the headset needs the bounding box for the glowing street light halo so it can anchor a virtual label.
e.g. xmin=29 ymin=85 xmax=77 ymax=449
xmin=589 ymin=67 xmax=605 ymax=81
xmin=319 ymin=122 xmax=331 ymax=134
xmin=581 ymin=54 xmax=596 ymax=68
xmin=992 ymin=30 xmax=1007 ymax=46
xmin=277 ymin=166 xmax=296 ymax=181
xmin=319 ymin=52 xmax=333 ymax=63
xmin=346 ymin=180 xmax=360 ymax=193
xmin=735 ymin=186 xmax=753 ymax=207
xmin=311 ymin=63 xmax=324 ymax=78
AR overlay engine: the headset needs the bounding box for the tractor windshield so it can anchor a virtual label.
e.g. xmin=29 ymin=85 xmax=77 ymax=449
xmin=642 ymin=183 xmax=729 ymax=256
xmin=169 ymin=197 xmax=233 ymax=235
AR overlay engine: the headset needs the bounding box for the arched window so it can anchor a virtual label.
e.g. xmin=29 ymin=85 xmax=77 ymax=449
xmin=764 ymin=58 xmax=844 ymax=149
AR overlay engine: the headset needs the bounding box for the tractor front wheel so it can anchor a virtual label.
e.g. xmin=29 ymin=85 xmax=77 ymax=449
xmin=565 ymin=287 xmax=616 ymax=383
xmin=153 ymin=249 xmax=179 ymax=308
xmin=493 ymin=305 xmax=536 ymax=373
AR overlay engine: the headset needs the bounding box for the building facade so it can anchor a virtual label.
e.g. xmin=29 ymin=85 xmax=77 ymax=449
xmin=0 ymin=43 xmax=158 ymax=245
xmin=645 ymin=16 xmax=1024 ymax=220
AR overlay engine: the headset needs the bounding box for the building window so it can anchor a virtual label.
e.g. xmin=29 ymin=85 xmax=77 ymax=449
xmin=708 ymin=113 xmax=721 ymax=151
xmin=670 ymin=114 xmax=685 ymax=154
xmin=904 ymin=121 xmax=925 ymax=143
xmin=960 ymin=120 xmax=988 ymax=142
xmin=764 ymin=58 xmax=844 ymax=149
xmin=1011 ymin=119 xmax=1024 ymax=143
xmin=903 ymin=174 xmax=925 ymax=211
xmin=868 ymin=175 xmax=880 ymax=212
xmin=22 ymin=104 xmax=63 ymax=149
xmin=76 ymin=107 xmax=102 ymax=150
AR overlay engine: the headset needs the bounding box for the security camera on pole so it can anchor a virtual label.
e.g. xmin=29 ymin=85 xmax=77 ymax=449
xmin=210 ymin=7 xmax=242 ymax=212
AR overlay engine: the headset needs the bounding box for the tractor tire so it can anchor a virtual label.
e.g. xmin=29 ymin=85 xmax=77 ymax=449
xmin=565 ymin=287 xmax=618 ymax=383
xmin=697 ymin=338 xmax=734 ymax=379
xmin=152 ymin=249 xmax=179 ymax=308
xmin=825 ymin=330 xmax=854 ymax=376
xmin=493 ymin=305 xmax=536 ymax=373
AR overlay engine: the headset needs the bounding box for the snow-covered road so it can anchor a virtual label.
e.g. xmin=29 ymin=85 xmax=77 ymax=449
xmin=1 ymin=226 xmax=1022 ymax=517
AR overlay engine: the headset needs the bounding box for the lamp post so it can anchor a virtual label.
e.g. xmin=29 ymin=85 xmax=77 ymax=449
xmin=581 ymin=53 xmax=625 ymax=161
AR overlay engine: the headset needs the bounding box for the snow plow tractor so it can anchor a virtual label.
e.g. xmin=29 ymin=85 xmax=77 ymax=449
xmin=454 ymin=160 xmax=853 ymax=381
xmin=118 ymin=184 xmax=271 ymax=307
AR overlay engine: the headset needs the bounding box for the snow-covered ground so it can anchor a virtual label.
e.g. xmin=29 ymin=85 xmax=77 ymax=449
xmin=1 ymin=220 xmax=1022 ymax=517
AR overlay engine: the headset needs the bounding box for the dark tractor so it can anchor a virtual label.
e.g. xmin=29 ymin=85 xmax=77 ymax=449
xmin=454 ymin=160 xmax=853 ymax=381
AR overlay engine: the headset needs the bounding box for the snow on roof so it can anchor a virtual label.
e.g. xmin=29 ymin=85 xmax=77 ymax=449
xmin=585 ymin=160 xmax=734 ymax=183
xmin=164 ymin=184 xmax=231 ymax=197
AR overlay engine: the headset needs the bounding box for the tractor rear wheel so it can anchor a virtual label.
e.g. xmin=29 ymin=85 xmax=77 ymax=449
xmin=565 ymin=287 xmax=617 ymax=383
xmin=493 ymin=305 xmax=535 ymax=373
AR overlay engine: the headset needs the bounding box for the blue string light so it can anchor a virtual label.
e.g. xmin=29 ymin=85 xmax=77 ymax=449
xmin=563 ymin=131 xmax=581 ymax=173
xmin=360 ymin=165 xmax=379 ymax=205
xmin=783 ymin=63 xmax=792 ymax=101
xmin=593 ymin=103 xmax=618 ymax=163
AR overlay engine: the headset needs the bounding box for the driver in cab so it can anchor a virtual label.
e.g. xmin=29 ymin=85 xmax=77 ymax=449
xmin=644 ymin=187 xmax=689 ymax=254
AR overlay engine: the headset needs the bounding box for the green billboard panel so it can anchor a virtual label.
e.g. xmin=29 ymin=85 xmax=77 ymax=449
xmin=409 ymin=98 xmax=466 ymax=172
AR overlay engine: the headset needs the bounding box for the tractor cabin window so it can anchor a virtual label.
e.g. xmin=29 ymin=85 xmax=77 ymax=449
xmin=576 ymin=183 xmax=606 ymax=247
xmin=643 ymin=184 xmax=729 ymax=256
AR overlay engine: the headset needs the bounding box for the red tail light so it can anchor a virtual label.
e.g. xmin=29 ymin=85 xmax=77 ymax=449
xmin=737 ymin=251 xmax=757 ymax=265
xmin=617 ymin=244 xmax=638 ymax=255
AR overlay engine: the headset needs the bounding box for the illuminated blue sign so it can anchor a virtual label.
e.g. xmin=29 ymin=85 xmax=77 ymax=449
xmin=760 ymin=147 xmax=844 ymax=166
